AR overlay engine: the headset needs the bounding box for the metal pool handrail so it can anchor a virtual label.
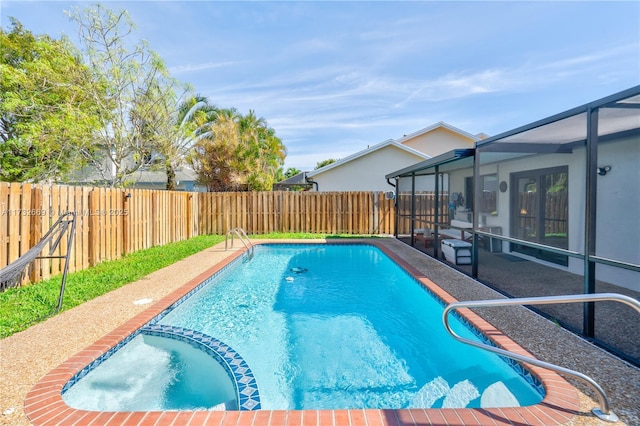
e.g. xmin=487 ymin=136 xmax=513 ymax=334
xmin=225 ymin=227 xmax=254 ymax=257
xmin=442 ymin=293 xmax=640 ymax=423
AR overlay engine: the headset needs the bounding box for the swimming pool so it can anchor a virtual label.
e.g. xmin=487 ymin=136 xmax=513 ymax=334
xmin=25 ymin=240 xmax=580 ymax=426
xmin=62 ymin=244 xmax=542 ymax=411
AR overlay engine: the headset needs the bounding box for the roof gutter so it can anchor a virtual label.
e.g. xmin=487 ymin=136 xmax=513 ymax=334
xmin=385 ymin=148 xmax=475 ymax=179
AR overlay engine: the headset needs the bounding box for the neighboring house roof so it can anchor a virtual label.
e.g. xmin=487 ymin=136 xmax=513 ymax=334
xmin=272 ymin=172 xmax=313 ymax=191
xmin=306 ymin=139 xmax=430 ymax=178
xmin=394 ymin=121 xmax=482 ymax=145
xmin=129 ymin=166 xmax=199 ymax=185
xmin=275 ymin=172 xmax=309 ymax=185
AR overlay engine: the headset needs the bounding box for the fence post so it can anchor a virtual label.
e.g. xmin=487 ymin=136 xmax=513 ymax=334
xmin=186 ymin=193 xmax=192 ymax=239
xmin=0 ymin=183 xmax=7 ymax=270
xmin=151 ymin=191 xmax=158 ymax=246
xmin=29 ymin=185 xmax=42 ymax=282
xmin=88 ymin=190 xmax=100 ymax=266
xmin=123 ymin=191 xmax=130 ymax=256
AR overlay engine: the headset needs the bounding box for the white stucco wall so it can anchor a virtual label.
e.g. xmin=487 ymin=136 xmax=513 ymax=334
xmin=310 ymin=146 xmax=426 ymax=192
xmin=594 ymin=136 xmax=639 ymax=291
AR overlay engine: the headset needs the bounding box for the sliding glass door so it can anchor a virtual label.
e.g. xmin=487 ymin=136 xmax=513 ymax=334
xmin=511 ymin=166 xmax=569 ymax=266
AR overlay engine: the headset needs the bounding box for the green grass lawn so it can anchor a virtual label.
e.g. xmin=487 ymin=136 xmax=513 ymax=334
xmin=0 ymin=234 xmax=224 ymax=338
xmin=0 ymin=232 xmax=375 ymax=338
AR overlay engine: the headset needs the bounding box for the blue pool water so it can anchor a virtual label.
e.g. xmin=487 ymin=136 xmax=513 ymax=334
xmin=63 ymin=244 xmax=543 ymax=411
xmin=62 ymin=334 xmax=237 ymax=411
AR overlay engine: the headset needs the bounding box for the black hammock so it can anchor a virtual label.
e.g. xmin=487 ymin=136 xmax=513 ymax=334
xmin=0 ymin=212 xmax=76 ymax=312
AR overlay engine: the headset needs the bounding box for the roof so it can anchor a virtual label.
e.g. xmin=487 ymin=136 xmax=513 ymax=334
xmin=394 ymin=121 xmax=482 ymax=145
xmin=385 ymin=149 xmax=475 ymax=179
xmin=476 ymin=85 xmax=640 ymax=149
xmin=129 ymin=166 xmax=199 ymax=184
xmin=275 ymin=172 xmax=309 ymax=185
xmin=306 ymin=139 xmax=430 ymax=178
xmin=386 ymin=86 xmax=640 ymax=179
xmin=272 ymin=172 xmax=313 ymax=190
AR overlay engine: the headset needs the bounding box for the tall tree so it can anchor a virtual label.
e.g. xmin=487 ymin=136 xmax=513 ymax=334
xmin=0 ymin=19 xmax=102 ymax=182
xmin=189 ymin=108 xmax=286 ymax=191
xmin=284 ymin=167 xmax=302 ymax=179
xmin=67 ymin=4 xmax=178 ymax=187
xmin=189 ymin=110 xmax=244 ymax=191
xmin=129 ymin=86 xmax=210 ymax=190
xmin=238 ymin=110 xmax=286 ymax=191
xmin=163 ymin=95 xmax=217 ymax=190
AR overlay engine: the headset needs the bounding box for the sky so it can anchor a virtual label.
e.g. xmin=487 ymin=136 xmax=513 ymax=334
xmin=2 ymin=1 xmax=639 ymax=171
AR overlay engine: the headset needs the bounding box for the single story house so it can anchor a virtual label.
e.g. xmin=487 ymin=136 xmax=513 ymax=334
xmin=305 ymin=122 xmax=482 ymax=192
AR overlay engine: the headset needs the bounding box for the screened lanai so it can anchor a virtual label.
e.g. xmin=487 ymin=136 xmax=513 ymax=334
xmin=386 ymin=85 xmax=640 ymax=366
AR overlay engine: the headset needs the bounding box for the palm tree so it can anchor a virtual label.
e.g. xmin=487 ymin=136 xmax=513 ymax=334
xmin=238 ymin=110 xmax=286 ymax=190
xmin=316 ymin=158 xmax=337 ymax=169
xmin=189 ymin=107 xmax=286 ymax=191
xmin=162 ymin=95 xmax=218 ymax=190
xmin=284 ymin=167 xmax=302 ymax=179
xmin=189 ymin=109 xmax=244 ymax=191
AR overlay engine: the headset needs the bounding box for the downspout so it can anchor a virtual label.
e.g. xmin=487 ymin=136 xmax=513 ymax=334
xmin=386 ymin=178 xmax=396 ymax=188
xmin=305 ymin=173 xmax=319 ymax=191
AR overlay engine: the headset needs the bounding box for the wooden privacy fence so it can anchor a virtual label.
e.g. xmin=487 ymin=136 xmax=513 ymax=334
xmin=0 ymin=182 xmax=395 ymax=285
xmin=196 ymin=191 xmax=394 ymax=235
xmin=395 ymin=192 xmax=450 ymax=234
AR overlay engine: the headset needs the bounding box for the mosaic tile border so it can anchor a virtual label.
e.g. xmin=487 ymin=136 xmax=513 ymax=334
xmin=62 ymin=323 xmax=261 ymax=411
xmin=142 ymin=324 xmax=261 ymax=411
xmin=61 ymin=252 xmax=253 ymax=409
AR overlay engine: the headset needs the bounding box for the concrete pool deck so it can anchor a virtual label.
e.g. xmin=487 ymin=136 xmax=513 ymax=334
xmin=1 ymin=238 xmax=638 ymax=425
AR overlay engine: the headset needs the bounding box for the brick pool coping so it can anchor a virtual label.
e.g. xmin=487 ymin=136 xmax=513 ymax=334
xmin=24 ymin=240 xmax=580 ymax=425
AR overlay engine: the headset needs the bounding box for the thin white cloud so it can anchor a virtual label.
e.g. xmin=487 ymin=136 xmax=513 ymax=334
xmin=538 ymin=43 xmax=638 ymax=71
xmin=283 ymin=37 xmax=338 ymax=56
xmin=169 ymin=61 xmax=242 ymax=74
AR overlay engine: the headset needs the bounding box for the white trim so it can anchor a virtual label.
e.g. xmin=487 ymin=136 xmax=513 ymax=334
xmin=394 ymin=121 xmax=481 ymax=145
